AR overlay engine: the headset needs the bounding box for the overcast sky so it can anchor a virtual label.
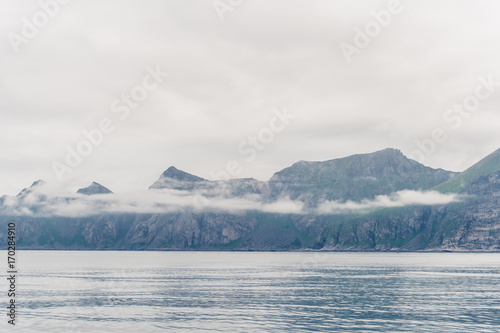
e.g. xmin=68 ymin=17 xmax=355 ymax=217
xmin=1 ymin=0 xmax=500 ymax=195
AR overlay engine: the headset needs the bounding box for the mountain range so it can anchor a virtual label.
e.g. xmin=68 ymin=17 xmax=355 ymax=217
xmin=1 ymin=147 xmax=499 ymax=251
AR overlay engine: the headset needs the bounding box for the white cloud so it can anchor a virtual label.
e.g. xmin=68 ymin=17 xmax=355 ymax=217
xmin=0 ymin=179 xmax=464 ymax=217
xmin=0 ymin=182 xmax=306 ymax=217
xmin=317 ymin=190 xmax=458 ymax=214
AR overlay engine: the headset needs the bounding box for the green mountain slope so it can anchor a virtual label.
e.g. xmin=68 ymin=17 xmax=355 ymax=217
xmin=434 ymin=148 xmax=500 ymax=193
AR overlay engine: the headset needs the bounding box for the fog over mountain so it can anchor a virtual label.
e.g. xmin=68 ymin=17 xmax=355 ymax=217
xmin=1 ymin=147 xmax=498 ymax=252
xmin=0 ymin=149 xmax=460 ymax=217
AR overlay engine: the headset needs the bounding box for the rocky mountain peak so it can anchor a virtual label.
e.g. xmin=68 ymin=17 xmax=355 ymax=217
xmin=161 ymin=166 xmax=206 ymax=182
xmin=149 ymin=167 xmax=207 ymax=190
xmin=77 ymin=182 xmax=113 ymax=195
xmin=17 ymin=179 xmax=45 ymax=198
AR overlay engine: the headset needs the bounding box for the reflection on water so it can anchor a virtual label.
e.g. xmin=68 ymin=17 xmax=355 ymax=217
xmin=14 ymin=251 xmax=500 ymax=332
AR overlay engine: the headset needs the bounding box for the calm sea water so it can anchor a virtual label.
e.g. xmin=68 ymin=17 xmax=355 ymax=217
xmin=8 ymin=251 xmax=500 ymax=332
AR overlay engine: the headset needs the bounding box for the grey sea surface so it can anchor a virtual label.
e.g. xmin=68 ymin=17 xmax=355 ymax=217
xmin=10 ymin=251 xmax=500 ymax=332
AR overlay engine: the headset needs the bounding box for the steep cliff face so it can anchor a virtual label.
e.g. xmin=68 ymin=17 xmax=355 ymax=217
xmin=124 ymin=212 xmax=260 ymax=249
xmin=0 ymin=212 xmax=262 ymax=250
xmin=436 ymin=172 xmax=500 ymax=251
xmin=317 ymin=171 xmax=500 ymax=251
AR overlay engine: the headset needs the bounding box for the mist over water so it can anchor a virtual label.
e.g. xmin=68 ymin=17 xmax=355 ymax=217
xmin=14 ymin=251 xmax=500 ymax=332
